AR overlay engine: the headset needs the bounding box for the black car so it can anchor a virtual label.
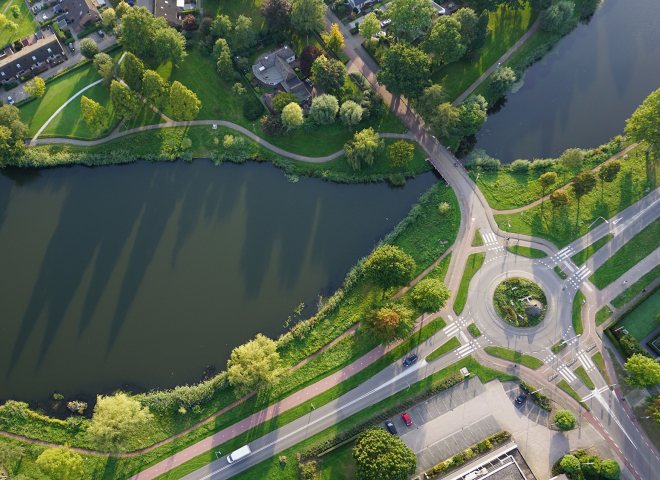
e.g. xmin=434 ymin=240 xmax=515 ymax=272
xmin=384 ymin=420 xmax=398 ymax=435
xmin=515 ymin=394 xmax=527 ymax=406
xmin=403 ymin=354 xmax=418 ymax=367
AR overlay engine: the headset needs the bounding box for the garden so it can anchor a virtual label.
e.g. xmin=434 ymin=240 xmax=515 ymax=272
xmin=493 ymin=277 xmax=547 ymax=327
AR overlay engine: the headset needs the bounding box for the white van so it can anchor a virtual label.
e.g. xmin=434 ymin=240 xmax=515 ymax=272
xmin=227 ymin=445 xmax=251 ymax=464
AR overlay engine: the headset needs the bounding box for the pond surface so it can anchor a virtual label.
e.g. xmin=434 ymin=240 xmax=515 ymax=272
xmin=475 ymin=0 xmax=660 ymax=162
xmin=0 ymin=161 xmax=436 ymax=401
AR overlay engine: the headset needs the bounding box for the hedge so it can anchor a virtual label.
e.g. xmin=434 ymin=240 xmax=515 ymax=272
xmin=520 ymin=381 xmax=552 ymax=411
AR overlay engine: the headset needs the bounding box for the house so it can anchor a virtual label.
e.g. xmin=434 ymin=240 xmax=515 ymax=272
xmin=347 ymin=0 xmax=375 ymax=12
xmin=154 ymin=0 xmax=196 ymax=26
xmin=252 ymin=46 xmax=311 ymax=102
xmin=59 ymin=0 xmax=100 ymax=33
xmin=0 ymin=36 xmax=66 ymax=85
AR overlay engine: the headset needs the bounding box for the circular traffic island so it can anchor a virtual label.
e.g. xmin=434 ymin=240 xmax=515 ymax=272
xmin=493 ymin=277 xmax=547 ymax=327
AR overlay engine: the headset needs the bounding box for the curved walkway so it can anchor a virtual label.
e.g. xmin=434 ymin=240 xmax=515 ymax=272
xmin=491 ymin=143 xmax=640 ymax=215
xmin=31 ymin=119 xmax=413 ymax=163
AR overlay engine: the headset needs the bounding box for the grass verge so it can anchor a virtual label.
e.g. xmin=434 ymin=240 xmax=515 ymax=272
xmin=590 ymin=218 xmax=660 ymax=289
xmin=595 ymin=306 xmax=612 ymax=327
xmin=483 ymin=346 xmax=543 ymax=370
xmin=611 ymin=265 xmax=660 ymax=308
xmin=427 ymin=337 xmax=461 ymax=362
xmin=556 ymin=380 xmax=589 ymax=410
xmin=616 ymin=289 xmax=660 ymax=342
xmin=467 ymin=323 xmax=482 ymax=338
xmin=453 ymin=253 xmax=486 ymax=314
xmin=554 ymin=266 xmax=567 ymax=279
xmin=571 ymin=234 xmax=613 ymax=266
xmin=574 ymin=366 xmax=595 ymax=390
xmin=506 ymin=245 xmax=547 ymax=258
xmin=591 ymin=352 xmax=611 ymax=385
xmin=572 ymin=290 xmax=584 ymax=335
xmin=472 ymin=229 xmax=484 ymax=247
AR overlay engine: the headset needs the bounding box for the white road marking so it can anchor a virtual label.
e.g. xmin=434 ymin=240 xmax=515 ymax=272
xmin=459 ymin=331 xmax=468 ymax=343
xmin=578 ymin=351 xmax=595 ymax=370
xmin=558 ymin=365 xmax=577 ymax=382
xmin=443 ymin=323 xmax=459 ymax=337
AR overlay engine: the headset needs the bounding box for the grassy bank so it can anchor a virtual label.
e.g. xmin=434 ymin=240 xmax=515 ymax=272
xmin=590 ymin=218 xmax=660 ymax=289
xmin=571 ymin=234 xmax=614 ymax=266
xmin=595 ymin=306 xmax=612 ymax=327
xmin=427 ymin=337 xmax=461 ymax=362
xmin=453 ymin=253 xmax=486 ymax=314
xmin=495 ymin=143 xmax=651 ymax=247
xmin=506 ymin=245 xmax=547 ymax=258
xmin=615 ymin=289 xmax=660 ymax=342
xmin=611 ymin=265 xmax=660 ymax=308
xmin=483 ymin=347 xmax=543 ymax=370
xmin=572 ymin=290 xmax=585 ymax=335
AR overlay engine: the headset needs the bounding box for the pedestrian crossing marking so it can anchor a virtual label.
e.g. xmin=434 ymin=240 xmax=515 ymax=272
xmin=577 ymin=351 xmax=595 ymax=371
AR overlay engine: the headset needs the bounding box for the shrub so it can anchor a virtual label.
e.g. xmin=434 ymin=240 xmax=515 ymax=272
xmin=530 ymin=158 xmax=556 ymax=171
xmin=510 ymin=159 xmax=530 ymax=173
xmin=554 ymin=410 xmax=576 ymax=431
xmin=600 ymin=459 xmax=621 ymax=479
xmin=467 ymin=149 xmax=500 ymax=171
xmin=437 ymin=202 xmax=451 ymax=215
xmin=559 ymin=454 xmax=581 ymax=475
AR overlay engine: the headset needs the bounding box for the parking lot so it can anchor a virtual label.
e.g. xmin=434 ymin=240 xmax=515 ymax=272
xmin=502 ymin=382 xmax=551 ymax=427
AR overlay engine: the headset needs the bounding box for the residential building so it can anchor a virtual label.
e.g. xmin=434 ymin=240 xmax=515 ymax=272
xmin=60 ymin=0 xmax=101 ymax=33
xmin=252 ymin=46 xmax=311 ymax=102
xmin=0 ymin=34 xmax=66 ymax=86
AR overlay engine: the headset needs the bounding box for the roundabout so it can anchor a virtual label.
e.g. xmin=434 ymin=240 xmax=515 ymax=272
xmin=493 ymin=277 xmax=547 ymax=328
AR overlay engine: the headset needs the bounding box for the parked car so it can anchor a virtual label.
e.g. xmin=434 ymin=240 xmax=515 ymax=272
xmin=97 ymin=29 xmax=105 ymax=37
xmin=401 ymin=412 xmax=413 ymax=427
xmin=6 ymin=96 xmax=14 ymax=105
xmin=384 ymin=420 xmax=398 ymax=435
xmin=380 ymin=18 xmax=392 ymax=28
xmin=515 ymin=394 xmax=527 ymax=407
xmin=68 ymin=42 xmax=75 ymax=53
xmin=402 ymin=354 xmax=418 ymax=367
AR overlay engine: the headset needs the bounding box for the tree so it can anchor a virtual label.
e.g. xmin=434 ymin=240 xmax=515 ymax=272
xmin=424 ymin=15 xmax=465 ymax=65
xmin=345 ymin=127 xmax=381 ymax=170
xmin=559 ymin=454 xmax=581 ymax=476
xmin=625 ymin=87 xmax=660 ymax=187
xmin=23 ymin=76 xmax=46 ymax=98
xmin=353 ymin=427 xmax=417 ymax=480
xmin=378 ymin=43 xmax=431 ymax=98
xmin=457 ymin=95 xmax=487 ymax=137
xmin=281 ymin=102 xmax=304 ymax=130
xmin=363 ymin=244 xmax=416 ymax=291
xmin=560 ymin=147 xmax=584 ymax=181
xmin=571 ymin=170 xmax=597 ymax=219
xmin=290 ymin=0 xmax=326 ymax=36
xmin=119 ymin=7 xmax=182 ymax=65
xmin=418 ymin=84 xmax=446 ymax=118
xmin=0 ymin=440 xmax=24 ymax=473
xmin=79 ymin=37 xmax=98 ymax=59
xmin=87 ymin=393 xmax=153 ymax=451
xmin=110 ymin=80 xmax=140 ymax=119
xmin=540 ymin=0 xmax=575 ymax=34
xmin=142 ymin=69 xmax=168 ymax=108
xmin=322 ymin=23 xmax=344 ymax=52
xmin=311 ymin=55 xmax=347 ymax=92
xmin=646 ymin=394 xmax=660 ymax=424
xmin=5 ymin=21 xmax=17 ymax=41
xmin=182 ymin=14 xmax=197 ymax=31
xmin=272 ymin=92 xmax=299 ymax=113
xmin=538 ymin=171 xmax=557 ymax=214
xmin=454 ymin=7 xmax=487 ymax=54
xmin=35 ymin=448 xmax=84 ymax=480
xmin=598 ymin=160 xmax=621 ymax=197
xmin=81 ymin=96 xmax=109 ymax=135
xmin=431 ymin=102 xmax=460 ymax=141
xmin=488 ymin=66 xmax=517 ymax=98
xmin=388 ymin=0 xmax=435 ymax=42
xmin=153 ymin=27 xmax=187 ymax=66
xmin=549 ymin=189 xmax=569 ymax=219
xmin=227 ymin=334 xmax=282 ymax=395
xmin=366 ymin=304 xmax=414 ymax=343
xmin=340 ymin=100 xmax=363 ymax=127
xmin=101 ymin=8 xmax=116 ymax=29
xmin=214 ymin=38 xmax=233 ymax=77
xmin=625 ymin=354 xmax=660 ymax=388
xmin=114 ymin=1 xmax=130 ymax=17
xmin=261 ymin=0 xmax=291 ymax=31
xmin=299 ymin=45 xmax=322 ymax=76
xmin=600 ymin=459 xmax=621 ymax=479
xmin=359 ymin=12 xmax=381 ymax=41
xmin=94 ymin=52 xmax=114 ymax=85
xmin=387 ymin=140 xmax=415 ymax=168
xmin=211 ymin=14 xmax=232 ymax=38
xmin=553 ymin=410 xmax=576 ymax=431
xmin=309 ymin=94 xmax=339 ymax=125
xmin=0 ymin=106 xmax=26 ymax=166
xmin=120 ymin=52 xmax=145 ymax=91
xmin=0 ymin=104 xmax=27 ymax=139
xmin=9 ymin=4 xmax=19 ymax=18
xmin=410 ymin=278 xmax=450 ymax=314
xmin=169 ymin=81 xmax=201 ymax=121
xmin=231 ymin=15 xmax=256 ymax=52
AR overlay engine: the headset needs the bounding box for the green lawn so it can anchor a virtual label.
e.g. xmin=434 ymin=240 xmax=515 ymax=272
xmin=506 ymin=245 xmax=547 ymax=258
xmin=319 ymin=442 xmax=356 ymax=479
xmin=590 ymin=218 xmax=660 ymax=289
xmin=496 ymin=144 xmax=651 ymax=247
xmin=591 ymin=352 xmax=611 ymax=385
xmin=472 ymin=229 xmax=484 ymax=246
xmin=557 ymin=379 xmax=588 ymax=409
xmin=19 ymin=63 xmax=101 ymax=136
xmin=432 ymin=3 xmax=537 ymax=101
xmin=617 ymin=289 xmax=660 ymax=342
xmin=427 ymin=336 xmax=461 ymax=361
xmin=611 ymin=265 xmax=660 ymax=308
xmin=453 ymin=252 xmax=485 ymax=314
xmin=595 ymin=305 xmax=612 ymax=327
xmin=571 ymin=234 xmax=614 ymax=266
xmin=572 ymin=290 xmax=584 ymax=335
xmin=483 ymin=346 xmax=543 ymax=369
xmin=574 ymin=366 xmax=595 ymax=390
xmin=467 ymin=323 xmax=481 ymax=338
xmin=0 ymin=0 xmax=37 ymax=47
xmin=554 ymin=266 xmax=567 ymax=279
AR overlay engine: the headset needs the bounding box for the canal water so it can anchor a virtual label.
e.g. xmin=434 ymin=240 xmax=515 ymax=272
xmin=0 ymin=161 xmax=436 ymax=400
xmin=475 ymin=0 xmax=660 ymax=162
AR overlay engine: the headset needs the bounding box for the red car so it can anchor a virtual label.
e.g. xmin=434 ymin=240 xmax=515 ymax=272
xmin=401 ymin=412 xmax=413 ymax=427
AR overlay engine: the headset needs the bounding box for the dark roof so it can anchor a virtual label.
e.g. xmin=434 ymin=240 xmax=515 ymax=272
xmin=60 ymin=0 xmax=100 ymax=32
xmin=0 ymin=37 xmax=65 ymax=82
xmin=350 ymin=0 xmax=374 ymax=7
xmin=154 ymin=0 xmax=183 ymax=25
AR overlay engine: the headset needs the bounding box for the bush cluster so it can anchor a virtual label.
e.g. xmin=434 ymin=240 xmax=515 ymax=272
xmin=425 ymin=431 xmax=512 ymax=478
xmin=298 ymin=373 xmax=465 ymax=460
xmin=520 ymin=381 xmax=552 ymax=411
